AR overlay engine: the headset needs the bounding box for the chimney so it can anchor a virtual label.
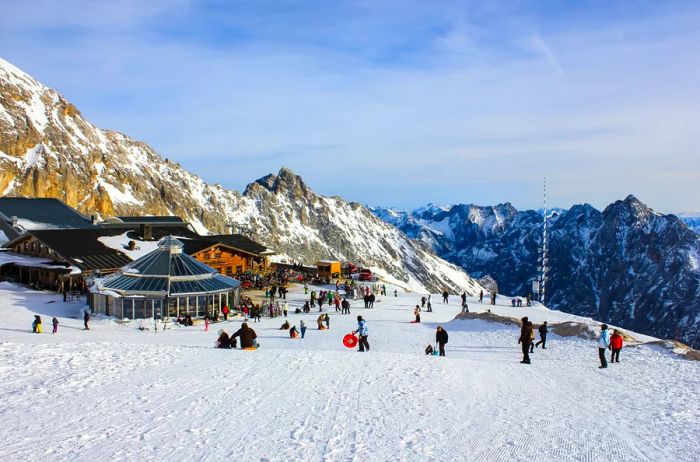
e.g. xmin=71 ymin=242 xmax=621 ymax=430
xmin=11 ymin=216 xmax=18 ymax=228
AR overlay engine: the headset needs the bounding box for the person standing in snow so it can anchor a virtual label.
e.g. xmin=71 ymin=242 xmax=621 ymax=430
xmin=204 ymin=314 xmax=209 ymax=332
xmin=394 ymin=289 xmax=398 ymax=297
xmin=597 ymin=324 xmax=610 ymax=368
xmin=529 ymin=324 xmax=536 ymax=353
xmin=342 ymin=297 xmax=350 ymax=314
xmin=436 ymin=326 xmax=449 ymax=357
xmin=413 ymin=305 xmax=421 ymax=323
xmin=222 ymin=305 xmax=230 ymax=321
xmin=324 ymin=313 xmax=330 ymax=330
xmin=442 ymin=290 xmax=449 ymax=303
xmin=535 ymin=322 xmax=548 ymax=349
xmin=32 ymin=315 xmax=41 ymax=333
xmin=369 ymin=293 xmax=375 ymax=308
xmin=52 ymin=317 xmax=59 ymax=334
xmin=421 ymin=296 xmax=427 ymax=308
xmin=610 ymin=329 xmax=623 ymax=363
xmin=300 ymin=320 xmax=307 ymax=339
xmin=518 ymin=317 xmax=533 ymax=364
xmin=354 ymin=316 xmax=370 ymax=352
xmin=283 ymin=301 xmax=289 ymax=318
xmin=479 ymin=290 xmax=484 ymax=303
xmin=83 ymin=310 xmax=90 ymax=330
xmin=461 ymin=291 xmax=467 ymax=307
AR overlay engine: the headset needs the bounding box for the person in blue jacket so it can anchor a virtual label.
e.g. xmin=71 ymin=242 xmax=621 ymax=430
xmin=597 ymin=324 xmax=610 ymax=368
xmin=354 ymin=316 xmax=370 ymax=352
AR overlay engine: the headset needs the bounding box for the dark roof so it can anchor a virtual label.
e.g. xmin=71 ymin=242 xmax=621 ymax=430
xmin=24 ymin=228 xmax=132 ymax=271
xmin=0 ymin=198 xmax=93 ymax=230
xmin=116 ymin=216 xmax=185 ymax=224
xmin=181 ymin=234 xmax=270 ymax=256
xmin=100 ymin=236 xmax=240 ymax=296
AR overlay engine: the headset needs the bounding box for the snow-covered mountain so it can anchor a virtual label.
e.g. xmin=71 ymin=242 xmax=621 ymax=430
xmin=373 ymin=197 xmax=700 ymax=344
xmin=0 ymin=57 xmax=482 ymax=294
xmin=678 ymin=213 xmax=700 ymax=234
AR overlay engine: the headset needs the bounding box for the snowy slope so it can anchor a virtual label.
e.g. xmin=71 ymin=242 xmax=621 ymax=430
xmin=0 ymin=281 xmax=698 ymax=461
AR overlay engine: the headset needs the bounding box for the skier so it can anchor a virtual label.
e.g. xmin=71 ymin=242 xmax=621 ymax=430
xmin=300 ymin=320 xmax=307 ymax=339
xmin=436 ymin=326 xmax=448 ymax=357
xmin=216 ymin=329 xmax=231 ymax=349
xmin=442 ymin=290 xmax=449 ymax=303
xmin=479 ymin=289 xmax=484 ymax=303
xmin=231 ymin=323 xmax=258 ymax=349
xmin=535 ymin=321 xmax=548 ymax=349
xmin=83 ymin=310 xmax=90 ymax=330
xmin=354 ymin=316 xmax=370 ymax=352
xmin=610 ymin=329 xmax=623 ymax=363
xmin=52 ymin=316 xmax=59 ymax=334
xmin=518 ymin=317 xmax=533 ymax=364
xmin=597 ymin=324 xmax=610 ymax=368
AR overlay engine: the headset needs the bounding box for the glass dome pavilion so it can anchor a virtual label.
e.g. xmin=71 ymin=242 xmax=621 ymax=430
xmin=90 ymin=236 xmax=241 ymax=319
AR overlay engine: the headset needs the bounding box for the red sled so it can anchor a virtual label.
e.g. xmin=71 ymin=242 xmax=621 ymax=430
xmin=343 ymin=333 xmax=358 ymax=348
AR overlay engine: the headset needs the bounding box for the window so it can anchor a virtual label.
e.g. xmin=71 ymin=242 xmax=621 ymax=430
xmin=226 ymin=266 xmax=233 ymax=275
xmin=215 ymin=252 xmax=222 ymax=259
xmin=204 ymin=253 xmax=210 ymax=260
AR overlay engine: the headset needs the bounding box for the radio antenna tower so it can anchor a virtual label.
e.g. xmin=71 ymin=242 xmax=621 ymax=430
xmin=539 ymin=178 xmax=549 ymax=304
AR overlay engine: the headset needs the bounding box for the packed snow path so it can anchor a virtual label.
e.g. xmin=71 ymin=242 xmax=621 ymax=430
xmin=0 ymin=282 xmax=698 ymax=461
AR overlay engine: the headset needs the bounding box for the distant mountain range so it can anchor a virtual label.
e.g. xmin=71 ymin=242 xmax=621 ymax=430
xmin=372 ymin=198 xmax=700 ymax=345
xmin=678 ymin=214 xmax=700 ymax=234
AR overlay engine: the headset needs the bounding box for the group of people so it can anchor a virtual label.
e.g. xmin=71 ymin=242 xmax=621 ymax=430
xmin=518 ymin=317 xmax=548 ymax=364
xmin=597 ymin=324 xmax=624 ymax=368
xmin=215 ymin=323 xmax=258 ymax=349
xmin=31 ymin=310 xmax=90 ymax=333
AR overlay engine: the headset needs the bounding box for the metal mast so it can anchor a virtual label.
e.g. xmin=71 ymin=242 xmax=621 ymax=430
xmin=540 ymin=178 xmax=549 ymax=304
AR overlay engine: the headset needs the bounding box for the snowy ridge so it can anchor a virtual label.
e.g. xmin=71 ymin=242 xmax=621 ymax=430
xmin=0 ymin=57 xmax=483 ymax=295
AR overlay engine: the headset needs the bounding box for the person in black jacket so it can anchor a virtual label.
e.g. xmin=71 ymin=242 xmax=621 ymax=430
xmin=518 ymin=317 xmax=533 ymax=364
xmin=231 ymin=323 xmax=258 ymax=349
xmin=535 ymin=321 xmax=548 ymax=349
xmin=216 ymin=330 xmax=231 ymax=349
xmin=436 ymin=326 xmax=448 ymax=357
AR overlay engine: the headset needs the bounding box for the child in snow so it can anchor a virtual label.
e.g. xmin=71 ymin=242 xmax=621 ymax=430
xmin=290 ymin=325 xmax=299 ymax=338
xmin=353 ymin=316 xmax=370 ymax=352
xmin=413 ymin=306 xmax=421 ymax=323
xmin=317 ymin=314 xmax=326 ymax=330
xmin=280 ymin=320 xmax=290 ymax=330
xmin=34 ymin=315 xmax=43 ymax=334
xmin=52 ymin=317 xmax=59 ymax=334
xmin=300 ymin=320 xmax=307 ymax=338
xmin=610 ymin=329 xmax=623 ymax=363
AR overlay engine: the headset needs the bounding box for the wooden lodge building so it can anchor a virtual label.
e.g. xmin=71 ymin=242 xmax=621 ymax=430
xmin=0 ymin=198 xmax=274 ymax=296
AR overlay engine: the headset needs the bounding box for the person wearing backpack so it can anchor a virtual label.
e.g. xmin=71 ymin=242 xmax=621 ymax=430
xmin=435 ymin=326 xmax=448 ymax=357
xmin=610 ymin=329 xmax=623 ymax=363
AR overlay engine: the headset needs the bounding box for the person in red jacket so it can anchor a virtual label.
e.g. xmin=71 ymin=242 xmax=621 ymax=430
xmin=610 ymin=330 xmax=623 ymax=363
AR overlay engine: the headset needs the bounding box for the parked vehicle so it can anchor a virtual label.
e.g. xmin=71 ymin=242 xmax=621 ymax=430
xmin=358 ymin=269 xmax=373 ymax=281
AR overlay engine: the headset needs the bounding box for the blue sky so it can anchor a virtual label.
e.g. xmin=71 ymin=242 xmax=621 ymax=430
xmin=1 ymin=0 xmax=699 ymax=212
